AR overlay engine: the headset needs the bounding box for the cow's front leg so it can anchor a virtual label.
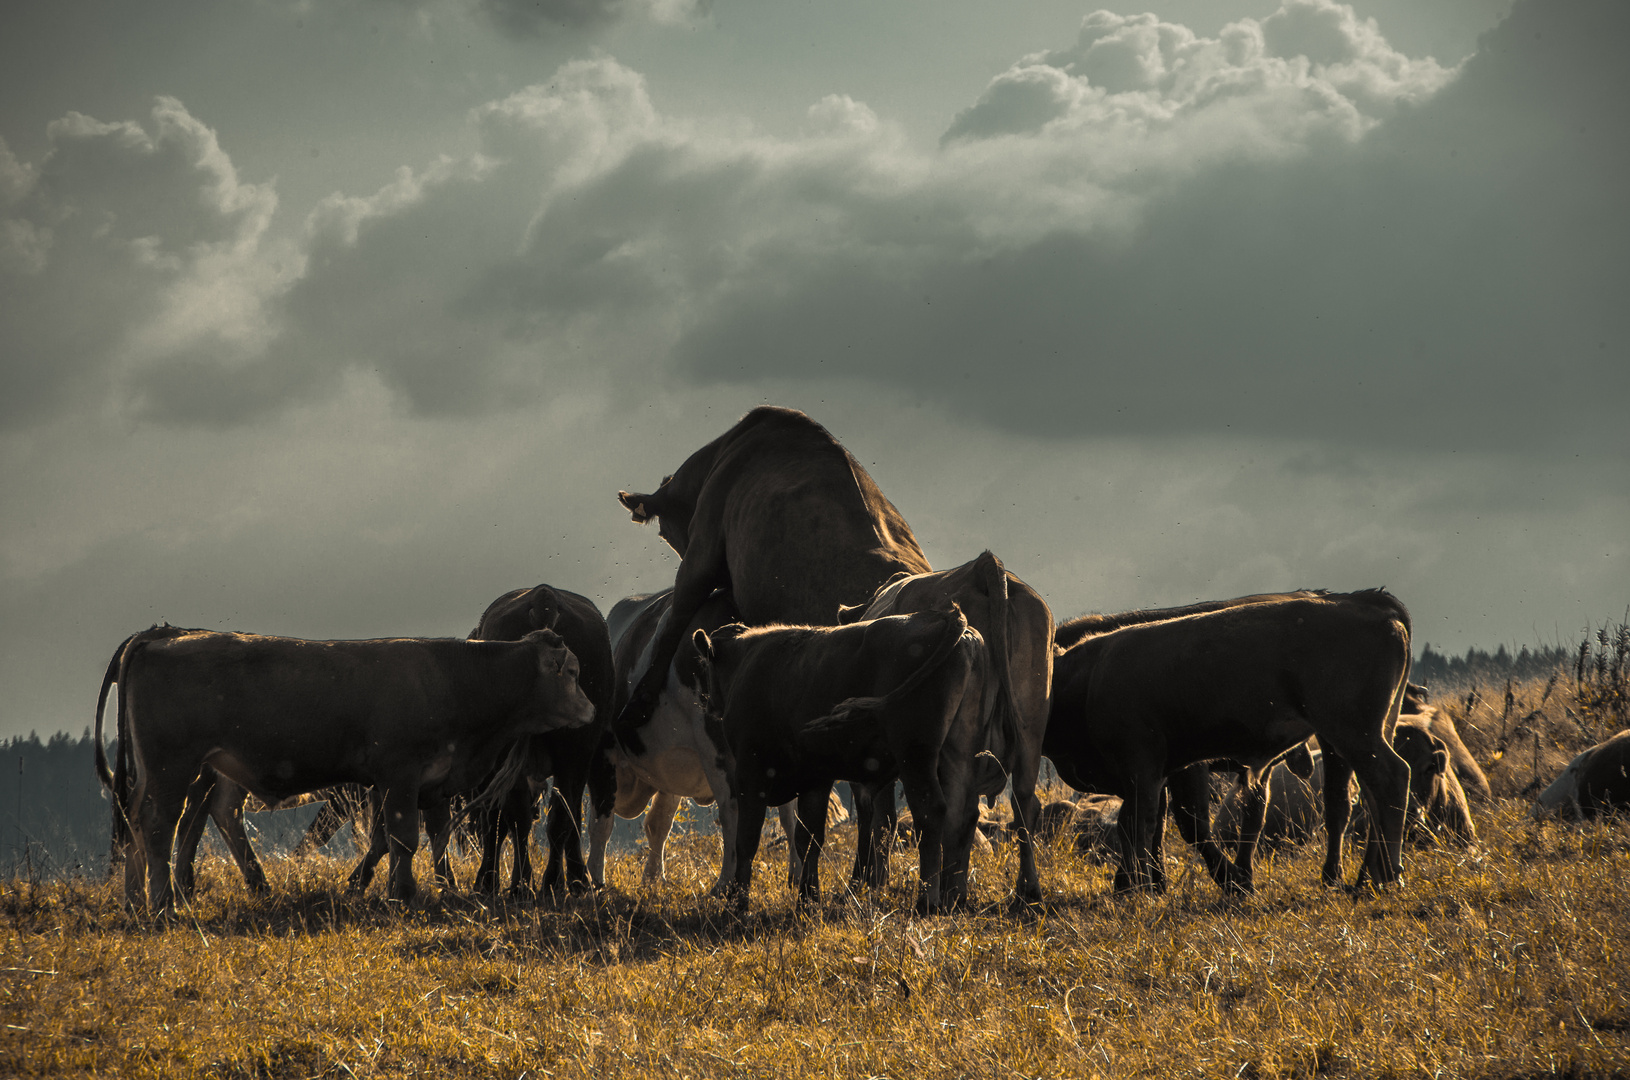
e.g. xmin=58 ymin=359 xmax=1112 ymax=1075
xmin=793 ymin=785 xmax=832 ymax=904
xmin=382 ymin=784 xmax=423 ymax=905
xmin=423 ymin=798 xmax=456 ymax=894
xmin=728 ymin=792 xmax=768 ymax=913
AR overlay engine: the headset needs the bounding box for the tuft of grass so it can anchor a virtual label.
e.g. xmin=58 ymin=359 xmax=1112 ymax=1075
xmin=4 ymin=673 xmax=1629 ymax=1078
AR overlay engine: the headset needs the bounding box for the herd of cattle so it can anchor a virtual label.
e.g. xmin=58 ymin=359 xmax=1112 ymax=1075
xmin=93 ymin=407 xmax=1630 ymax=916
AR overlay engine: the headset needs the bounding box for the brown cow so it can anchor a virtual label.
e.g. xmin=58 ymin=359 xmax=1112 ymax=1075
xmin=1534 ymin=729 xmax=1630 ymax=819
xmin=614 ymin=407 xmax=932 ymax=756
xmin=1045 ymin=590 xmax=1414 ymax=894
xmin=1401 ymin=684 xmax=1492 ymax=801
xmin=837 ymin=551 xmax=1053 ymax=908
xmin=96 ymin=626 xmax=594 ymax=911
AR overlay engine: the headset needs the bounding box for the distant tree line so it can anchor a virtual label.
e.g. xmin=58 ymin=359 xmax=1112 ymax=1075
xmin=1412 ymin=642 xmax=1573 ymax=691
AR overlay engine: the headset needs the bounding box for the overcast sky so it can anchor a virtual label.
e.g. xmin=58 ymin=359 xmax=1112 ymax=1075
xmin=2 ymin=0 xmax=1625 ymax=741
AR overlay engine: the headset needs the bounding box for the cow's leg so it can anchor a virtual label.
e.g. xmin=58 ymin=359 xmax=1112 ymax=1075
xmin=1113 ymin=778 xmax=1163 ymax=893
xmin=1006 ymin=734 xmax=1045 ymax=910
xmin=899 ymin=766 xmax=948 ymax=914
xmin=727 ymin=792 xmax=768 ymax=913
xmin=424 ymin=798 xmax=456 ymax=894
xmin=582 ymin=742 xmax=618 ymax=889
xmin=780 ymin=801 xmax=804 ymax=890
xmin=792 ymin=786 xmax=831 ymax=904
xmin=472 ymin=795 xmax=505 ymax=895
xmin=135 ymin=769 xmax=192 ymax=915
xmin=383 ymin=784 xmax=424 ymax=905
xmin=171 ymin=770 xmax=220 ymax=900
xmin=1167 ymin=763 xmax=1249 ymax=893
xmin=1347 ymin=746 xmax=1411 ymax=890
xmin=937 ymin=764 xmax=982 ymax=911
xmin=544 ymin=769 xmax=592 ymax=897
xmin=1319 ymin=753 xmax=1355 ymax=887
xmin=642 ymin=791 xmax=682 ymax=884
xmin=1225 ymin=769 xmax=1272 ymax=896
xmin=508 ymin=783 xmax=540 ymax=896
xmin=208 ymin=781 xmax=267 ymax=896
xmin=848 ymin=781 xmax=894 ymax=892
xmin=346 ymin=796 xmax=389 ymax=895
xmin=1149 ymin=784 xmax=1170 ymax=893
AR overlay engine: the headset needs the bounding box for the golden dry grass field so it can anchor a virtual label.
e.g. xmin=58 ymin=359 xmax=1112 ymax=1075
xmin=4 ymin=670 xmax=1628 ymax=1079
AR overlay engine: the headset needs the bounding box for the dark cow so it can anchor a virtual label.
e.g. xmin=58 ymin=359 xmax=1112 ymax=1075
xmin=1534 ymin=729 xmax=1630 ymax=819
xmin=1045 ymin=590 xmax=1415 ymax=893
xmin=96 ymin=626 xmax=595 ymax=911
xmin=1050 ymin=591 xmax=1324 ymax=891
xmin=614 ymin=407 xmax=932 ymax=753
xmin=464 ymin=584 xmax=615 ymax=897
xmin=692 ymin=605 xmax=996 ymax=912
xmin=837 ymin=551 xmax=1053 ymax=908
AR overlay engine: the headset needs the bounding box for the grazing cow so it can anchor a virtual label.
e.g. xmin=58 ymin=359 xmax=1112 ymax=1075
xmin=1046 ymin=590 xmax=1415 ymax=894
xmin=1400 ymin=685 xmax=1492 ymax=802
xmin=464 ymin=584 xmax=615 ymax=897
xmin=96 ymin=626 xmax=595 ymax=911
xmin=836 ymin=551 xmax=1053 ymax=908
xmin=1217 ymin=729 xmax=1477 ymax=856
xmin=1533 ymin=729 xmax=1630 ymax=819
xmin=693 ymin=605 xmax=997 ymax=912
xmin=614 ymin=407 xmax=932 ymax=755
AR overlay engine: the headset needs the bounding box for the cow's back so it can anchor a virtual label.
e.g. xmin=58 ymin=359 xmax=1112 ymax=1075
xmin=705 ymin=409 xmax=931 ymax=626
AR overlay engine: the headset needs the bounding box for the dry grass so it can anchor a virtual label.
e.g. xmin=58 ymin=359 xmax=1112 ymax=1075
xmin=5 ymin=673 xmax=1630 ymax=1079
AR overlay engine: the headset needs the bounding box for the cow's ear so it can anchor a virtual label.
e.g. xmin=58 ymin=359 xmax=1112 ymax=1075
xmin=619 ymin=490 xmax=657 ymax=524
xmin=836 ymin=602 xmax=865 ymax=625
xmin=530 ymin=587 xmax=560 ymax=631
xmin=692 ymin=628 xmax=713 ymax=660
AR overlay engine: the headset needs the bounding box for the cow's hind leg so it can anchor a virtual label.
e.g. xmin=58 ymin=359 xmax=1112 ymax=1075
xmin=134 ymin=769 xmax=192 ymax=915
xmin=1113 ymin=778 xmax=1164 ymax=893
xmin=543 ymin=769 xmax=591 ymax=897
xmin=208 ymin=781 xmax=267 ymax=896
xmin=171 ymin=770 xmax=220 ymax=900
xmin=642 ymin=791 xmax=681 ymax=884
xmin=346 ymin=796 xmax=389 ymax=895
xmin=726 ymin=791 xmax=768 ymax=914
xmin=847 ymin=781 xmax=894 ymax=893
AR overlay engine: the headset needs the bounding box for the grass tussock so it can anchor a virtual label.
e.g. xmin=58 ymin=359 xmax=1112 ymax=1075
xmin=4 ymin=671 xmax=1630 ymax=1079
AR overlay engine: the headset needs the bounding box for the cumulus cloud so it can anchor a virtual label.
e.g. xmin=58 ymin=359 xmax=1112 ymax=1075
xmin=2 ymin=0 xmax=1622 ymax=457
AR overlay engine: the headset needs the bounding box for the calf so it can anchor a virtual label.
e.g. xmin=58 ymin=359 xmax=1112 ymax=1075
xmin=694 ymin=605 xmax=998 ymax=912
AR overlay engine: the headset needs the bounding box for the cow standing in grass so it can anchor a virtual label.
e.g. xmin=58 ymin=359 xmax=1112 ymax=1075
xmin=97 ymin=626 xmax=595 ymax=911
xmin=1045 ymin=590 xmax=1415 ymax=893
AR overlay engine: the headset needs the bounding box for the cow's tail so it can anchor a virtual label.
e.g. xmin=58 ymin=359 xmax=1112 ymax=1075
xmin=797 ymin=604 xmax=970 ymax=749
xmin=93 ymin=633 xmax=138 ymax=791
xmin=974 ymin=550 xmax=1024 ymax=762
xmin=450 ymin=739 xmax=532 ymax=835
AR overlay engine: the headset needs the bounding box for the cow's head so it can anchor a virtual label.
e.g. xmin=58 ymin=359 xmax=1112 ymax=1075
xmin=618 ymin=474 xmax=692 ymax=556
xmin=523 ymin=629 xmax=595 ymax=730
xmin=1392 ymin=724 xmax=1451 ymax=836
xmin=690 ymin=623 xmax=748 ymax=716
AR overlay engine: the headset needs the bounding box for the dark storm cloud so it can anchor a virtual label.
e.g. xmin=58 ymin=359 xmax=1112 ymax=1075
xmin=677 ymin=0 xmax=1628 ymax=453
